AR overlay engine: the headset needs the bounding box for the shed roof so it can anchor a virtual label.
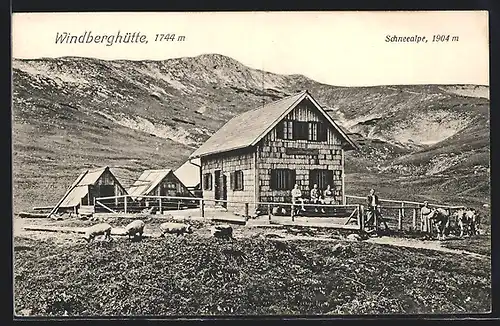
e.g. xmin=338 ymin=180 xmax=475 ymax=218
xmin=189 ymin=90 xmax=358 ymax=158
xmin=59 ymin=166 xmax=111 ymax=208
xmin=174 ymin=158 xmax=201 ymax=188
xmin=127 ymin=169 xmax=173 ymax=197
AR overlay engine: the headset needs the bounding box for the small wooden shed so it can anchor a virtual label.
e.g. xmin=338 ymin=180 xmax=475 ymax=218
xmin=128 ymin=169 xmax=194 ymax=199
xmin=174 ymin=158 xmax=202 ymax=197
xmin=57 ymin=166 xmax=127 ymax=213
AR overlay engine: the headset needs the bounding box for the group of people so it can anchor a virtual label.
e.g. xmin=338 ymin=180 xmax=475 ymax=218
xmin=289 ymin=185 xmax=385 ymax=220
xmin=367 ymin=193 xmax=481 ymax=239
xmin=291 ymin=183 xmax=337 ymax=214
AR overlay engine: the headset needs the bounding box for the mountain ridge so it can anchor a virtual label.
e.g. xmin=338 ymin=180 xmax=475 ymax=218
xmin=11 ymin=53 xmax=490 ymax=215
xmin=13 ymin=55 xmax=491 ymax=89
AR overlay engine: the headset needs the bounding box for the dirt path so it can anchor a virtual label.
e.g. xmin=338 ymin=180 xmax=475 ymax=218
xmin=365 ymin=236 xmax=490 ymax=260
xmin=14 ymin=217 xmax=489 ymax=260
xmin=264 ymin=232 xmax=489 ymax=260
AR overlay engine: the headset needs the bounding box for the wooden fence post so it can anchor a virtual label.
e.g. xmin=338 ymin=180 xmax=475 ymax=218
xmin=357 ymin=204 xmax=362 ymax=231
xmin=412 ymin=208 xmax=417 ymax=231
xmin=245 ymin=203 xmax=249 ymax=221
xmin=359 ymin=205 xmax=365 ymax=231
xmin=291 ymin=204 xmax=295 ymax=222
xmin=420 ymin=208 xmax=424 ymax=232
xmin=200 ymin=199 xmax=205 ymax=218
xmin=398 ymin=202 xmax=403 ymax=231
xmin=268 ymin=204 xmax=271 ymax=221
xmin=159 ymin=198 xmax=162 ymax=214
xmin=450 ymin=208 xmax=456 ymax=230
xmin=124 ymin=196 xmax=128 ymax=214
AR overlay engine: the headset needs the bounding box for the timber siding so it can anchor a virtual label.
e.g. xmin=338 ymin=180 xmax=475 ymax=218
xmin=201 ymin=147 xmax=256 ymax=214
xmin=59 ymin=166 xmax=127 ymax=210
xmin=128 ymin=169 xmax=193 ymax=199
xmin=150 ymin=176 xmax=192 ymax=197
xmin=257 ymin=100 xmax=344 ymax=204
xmin=87 ymin=170 xmax=127 ymax=205
xmin=191 ymin=90 xmax=358 ymax=216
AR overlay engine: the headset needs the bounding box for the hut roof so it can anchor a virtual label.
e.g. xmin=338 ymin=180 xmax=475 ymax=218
xmin=59 ymin=166 xmax=111 ymax=208
xmin=174 ymin=158 xmax=201 ymax=188
xmin=189 ymin=90 xmax=358 ymax=159
xmin=127 ymin=169 xmax=173 ymax=197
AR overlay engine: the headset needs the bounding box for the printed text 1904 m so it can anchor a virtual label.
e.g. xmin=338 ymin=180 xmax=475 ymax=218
xmin=385 ymin=35 xmax=459 ymax=43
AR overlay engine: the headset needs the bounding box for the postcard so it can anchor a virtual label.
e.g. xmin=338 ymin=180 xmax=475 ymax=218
xmin=12 ymin=11 xmax=490 ymax=318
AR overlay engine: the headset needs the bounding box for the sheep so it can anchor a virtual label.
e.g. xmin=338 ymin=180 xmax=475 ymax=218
xmin=83 ymin=223 xmax=112 ymax=243
xmin=124 ymin=220 xmax=146 ymax=240
xmin=346 ymin=233 xmax=362 ymax=242
xmin=272 ymin=206 xmax=287 ymax=216
xmin=159 ymin=222 xmax=193 ymax=237
xmin=210 ymin=224 xmax=233 ymax=240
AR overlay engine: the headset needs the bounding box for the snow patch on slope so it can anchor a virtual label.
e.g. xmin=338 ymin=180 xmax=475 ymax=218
xmin=13 ymin=61 xmax=90 ymax=86
xmin=390 ymin=111 xmax=469 ymax=145
xmin=439 ymin=85 xmax=489 ymax=100
xmin=134 ymin=65 xmax=189 ymax=92
xmin=347 ymin=109 xmax=471 ymax=146
xmin=425 ymin=152 xmax=472 ymax=175
xmin=96 ymin=111 xmax=197 ymax=147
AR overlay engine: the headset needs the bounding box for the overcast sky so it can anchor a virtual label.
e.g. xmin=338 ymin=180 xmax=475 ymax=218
xmin=12 ymin=11 xmax=489 ymax=87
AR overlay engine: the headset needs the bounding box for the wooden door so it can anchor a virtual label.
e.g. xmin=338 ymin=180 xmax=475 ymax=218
xmin=221 ymin=175 xmax=227 ymax=208
xmin=214 ymin=170 xmax=221 ymax=201
xmin=214 ymin=170 xmax=227 ymax=208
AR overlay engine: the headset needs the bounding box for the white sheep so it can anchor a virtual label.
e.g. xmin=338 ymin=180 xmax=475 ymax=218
xmin=346 ymin=233 xmax=362 ymax=242
xmin=159 ymin=222 xmax=193 ymax=237
xmin=124 ymin=220 xmax=146 ymax=240
xmin=210 ymin=224 xmax=233 ymax=240
xmin=83 ymin=223 xmax=112 ymax=243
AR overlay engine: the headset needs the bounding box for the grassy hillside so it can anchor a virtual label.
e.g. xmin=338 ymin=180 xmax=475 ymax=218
xmin=12 ymin=54 xmax=490 ymax=214
xmin=14 ymin=235 xmax=491 ymax=316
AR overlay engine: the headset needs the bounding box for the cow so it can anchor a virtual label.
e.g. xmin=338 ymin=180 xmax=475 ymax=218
xmin=453 ymin=209 xmax=467 ymax=237
xmin=469 ymin=209 xmax=481 ymax=235
xmin=428 ymin=208 xmax=450 ymax=240
xmin=453 ymin=208 xmax=480 ymax=237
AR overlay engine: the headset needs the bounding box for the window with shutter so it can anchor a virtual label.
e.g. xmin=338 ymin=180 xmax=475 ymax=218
xmin=271 ymin=170 xmax=277 ymax=189
xmin=279 ymin=120 xmax=293 ymax=140
xmin=230 ymin=172 xmax=235 ymax=190
xmin=203 ymin=173 xmax=213 ymax=190
xmin=309 ymin=169 xmax=334 ymax=190
xmin=235 ymin=170 xmax=244 ymax=190
xmin=276 ymin=122 xmax=284 ymax=139
xmin=308 ymin=122 xmax=318 ymax=141
xmin=270 ymin=169 xmax=295 ymax=190
xmin=286 ymin=121 xmax=293 ymax=140
xmin=289 ymin=170 xmax=296 ymax=189
xmin=293 ymin=121 xmax=309 ymax=140
xmin=318 ymin=123 xmax=327 ymax=141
